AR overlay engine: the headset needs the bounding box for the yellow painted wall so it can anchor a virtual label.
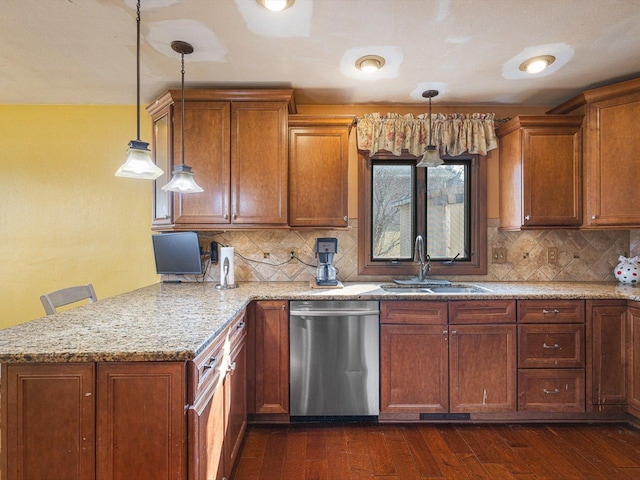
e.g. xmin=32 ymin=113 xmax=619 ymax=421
xmin=0 ymin=105 xmax=159 ymax=328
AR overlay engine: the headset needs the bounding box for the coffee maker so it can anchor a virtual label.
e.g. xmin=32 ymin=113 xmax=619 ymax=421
xmin=315 ymin=237 xmax=338 ymax=286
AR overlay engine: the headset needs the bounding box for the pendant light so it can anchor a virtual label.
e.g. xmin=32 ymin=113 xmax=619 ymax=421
xmin=162 ymin=41 xmax=204 ymax=194
xmin=115 ymin=0 xmax=163 ymax=180
xmin=416 ymin=89 xmax=444 ymax=168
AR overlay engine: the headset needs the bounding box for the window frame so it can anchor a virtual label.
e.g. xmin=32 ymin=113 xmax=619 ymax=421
xmin=357 ymin=150 xmax=487 ymax=277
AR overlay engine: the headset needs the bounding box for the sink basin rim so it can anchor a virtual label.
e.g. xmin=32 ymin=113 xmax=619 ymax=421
xmin=380 ymin=284 xmax=492 ymax=294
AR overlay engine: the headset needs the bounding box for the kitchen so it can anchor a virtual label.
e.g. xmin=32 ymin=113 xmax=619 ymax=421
xmin=2 ymin=1 xmax=640 ymax=479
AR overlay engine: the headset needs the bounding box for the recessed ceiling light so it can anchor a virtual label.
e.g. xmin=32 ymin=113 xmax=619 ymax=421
xmin=355 ymin=55 xmax=386 ymax=73
xmin=257 ymin=0 xmax=295 ymax=11
xmin=519 ymin=55 xmax=556 ymax=74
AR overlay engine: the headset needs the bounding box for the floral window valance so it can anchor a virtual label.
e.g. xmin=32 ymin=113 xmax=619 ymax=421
xmin=356 ymin=112 xmax=497 ymax=158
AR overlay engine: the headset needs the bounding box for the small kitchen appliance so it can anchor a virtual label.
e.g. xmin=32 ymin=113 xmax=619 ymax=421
xmin=315 ymin=237 xmax=339 ymax=286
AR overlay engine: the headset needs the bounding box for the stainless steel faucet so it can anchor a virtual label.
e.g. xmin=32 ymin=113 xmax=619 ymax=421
xmin=414 ymin=235 xmax=431 ymax=281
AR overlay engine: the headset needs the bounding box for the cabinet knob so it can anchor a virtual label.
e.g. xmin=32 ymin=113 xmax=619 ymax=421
xmin=228 ymin=362 xmax=237 ymax=373
xmin=233 ymin=213 xmax=238 ymax=220
xmin=237 ymin=321 xmax=245 ymax=330
xmin=525 ymin=215 xmax=531 ymax=221
xmin=343 ymin=216 xmax=348 ymax=222
xmin=224 ymin=214 xmax=229 ymax=220
xmin=592 ymin=215 xmax=596 ymax=220
xmin=451 ymin=330 xmax=457 ymax=336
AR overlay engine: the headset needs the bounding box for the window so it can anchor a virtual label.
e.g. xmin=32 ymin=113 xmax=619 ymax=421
xmin=358 ymin=152 xmax=487 ymax=276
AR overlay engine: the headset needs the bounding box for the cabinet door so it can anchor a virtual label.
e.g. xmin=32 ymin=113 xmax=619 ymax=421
xmin=188 ymin=369 xmax=225 ymax=480
xmin=152 ymin=108 xmax=173 ymax=226
xmin=522 ymin=126 xmax=582 ymax=226
xmin=6 ymin=363 xmax=95 ymax=480
xmin=449 ymin=324 xmax=517 ymax=412
xmin=628 ymin=305 xmax=640 ymax=414
xmin=97 ymin=362 xmax=185 ymax=480
xmin=174 ymin=101 xmax=231 ymax=225
xmin=589 ymin=301 xmax=627 ymax=406
xmin=585 ymin=91 xmax=640 ymax=226
xmin=249 ymin=300 xmax=289 ymax=415
xmin=231 ymin=102 xmax=288 ymax=224
xmin=224 ymin=330 xmax=247 ymax=478
xmin=380 ymin=324 xmax=448 ymax=413
xmin=289 ymin=125 xmax=349 ymax=227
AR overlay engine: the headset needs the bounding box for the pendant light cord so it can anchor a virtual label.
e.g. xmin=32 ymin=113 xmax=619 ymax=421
xmin=180 ymin=52 xmax=185 ymax=167
xmin=136 ymin=0 xmax=141 ymax=142
xmin=428 ymin=95 xmax=432 ymax=146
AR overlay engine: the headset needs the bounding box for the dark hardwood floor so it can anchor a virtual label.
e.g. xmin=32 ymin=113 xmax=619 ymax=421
xmin=232 ymin=423 xmax=640 ymax=480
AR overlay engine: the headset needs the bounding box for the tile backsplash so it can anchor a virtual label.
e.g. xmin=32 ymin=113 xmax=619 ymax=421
xmin=178 ymin=219 xmax=633 ymax=284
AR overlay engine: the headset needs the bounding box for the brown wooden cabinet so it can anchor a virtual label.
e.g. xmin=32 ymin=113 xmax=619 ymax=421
xmin=380 ymin=300 xmax=516 ymax=416
xmin=380 ymin=301 xmax=448 ymax=414
xmin=147 ymin=89 xmax=294 ymax=230
xmin=549 ymin=77 xmax=640 ymax=227
xmin=288 ymin=115 xmax=353 ymax=227
xmin=188 ymin=311 xmax=247 ymax=480
xmin=496 ymin=115 xmax=583 ymax=230
xmin=517 ymin=299 xmax=586 ymax=413
xmin=4 ymin=363 xmax=95 ymax=480
xmin=587 ymin=300 xmax=627 ymax=410
xmin=449 ymin=323 xmax=517 ymax=413
xmin=247 ymin=300 xmax=289 ymax=420
xmin=96 ymin=362 xmax=186 ymax=480
xmin=628 ymin=303 xmax=640 ymax=416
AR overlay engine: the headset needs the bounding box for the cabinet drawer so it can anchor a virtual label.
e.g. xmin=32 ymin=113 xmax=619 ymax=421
xmin=448 ymin=300 xmax=516 ymax=324
xmin=518 ymin=324 xmax=585 ymax=368
xmin=188 ymin=334 xmax=225 ymax=405
xmin=518 ymin=369 xmax=585 ymax=412
xmin=517 ymin=299 xmax=584 ymax=323
xmin=380 ymin=301 xmax=447 ymax=325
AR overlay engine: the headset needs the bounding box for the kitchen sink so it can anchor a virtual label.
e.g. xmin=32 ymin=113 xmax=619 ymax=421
xmin=380 ymin=284 xmax=491 ymax=294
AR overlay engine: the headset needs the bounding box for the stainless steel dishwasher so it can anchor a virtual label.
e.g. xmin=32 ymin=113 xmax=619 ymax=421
xmin=289 ymin=300 xmax=380 ymax=417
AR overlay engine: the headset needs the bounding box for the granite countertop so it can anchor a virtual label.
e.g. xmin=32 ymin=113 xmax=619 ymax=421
xmin=1 ymin=281 xmax=638 ymax=364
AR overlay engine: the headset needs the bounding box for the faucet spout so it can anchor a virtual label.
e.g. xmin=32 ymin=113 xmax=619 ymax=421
xmin=414 ymin=235 xmax=430 ymax=281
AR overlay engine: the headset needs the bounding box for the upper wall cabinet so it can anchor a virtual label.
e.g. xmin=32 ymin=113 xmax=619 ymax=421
xmin=288 ymin=115 xmax=354 ymax=228
xmin=549 ymin=77 xmax=640 ymax=228
xmin=496 ymin=115 xmax=583 ymax=230
xmin=147 ymin=89 xmax=295 ymax=230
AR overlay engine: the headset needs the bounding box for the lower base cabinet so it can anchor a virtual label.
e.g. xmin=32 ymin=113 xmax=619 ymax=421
xmin=628 ymin=303 xmax=640 ymax=416
xmin=380 ymin=300 xmax=517 ymax=417
xmin=4 ymin=363 xmax=96 ymax=480
xmin=1 ymin=311 xmax=247 ymax=480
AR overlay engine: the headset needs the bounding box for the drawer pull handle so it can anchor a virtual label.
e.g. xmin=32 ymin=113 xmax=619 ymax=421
xmin=542 ymin=309 xmax=560 ymax=314
xmin=543 ymin=343 xmax=560 ymax=349
xmin=543 ymin=388 xmax=560 ymax=395
xmin=203 ymin=356 xmax=218 ymax=370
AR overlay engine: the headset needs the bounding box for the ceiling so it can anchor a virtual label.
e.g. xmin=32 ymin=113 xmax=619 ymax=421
xmin=3 ymin=0 xmax=640 ymax=107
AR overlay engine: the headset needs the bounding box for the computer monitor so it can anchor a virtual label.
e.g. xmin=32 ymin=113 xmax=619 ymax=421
xmin=151 ymin=232 xmax=203 ymax=275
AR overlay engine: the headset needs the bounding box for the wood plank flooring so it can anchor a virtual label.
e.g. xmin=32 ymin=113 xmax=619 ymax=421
xmin=232 ymin=423 xmax=640 ymax=480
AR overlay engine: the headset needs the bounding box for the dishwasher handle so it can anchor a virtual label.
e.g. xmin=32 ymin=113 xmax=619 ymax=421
xmin=289 ymin=309 xmax=380 ymax=317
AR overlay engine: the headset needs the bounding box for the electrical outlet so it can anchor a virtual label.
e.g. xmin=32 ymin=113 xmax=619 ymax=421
xmin=289 ymin=247 xmax=297 ymax=260
xmin=492 ymin=247 xmax=507 ymax=264
xmin=548 ymin=247 xmax=558 ymax=265
xmin=263 ymin=252 xmax=270 ymax=259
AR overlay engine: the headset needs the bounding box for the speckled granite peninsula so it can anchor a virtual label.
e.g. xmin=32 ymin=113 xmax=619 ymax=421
xmin=1 ymin=281 xmax=638 ymax=363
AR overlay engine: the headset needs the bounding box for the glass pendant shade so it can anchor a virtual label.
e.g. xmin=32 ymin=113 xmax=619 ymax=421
xmin=162 ymin=164 xmax=203 ymax=193
xmin=417 ymin=89 xmax=443 ymax=168
xmin=416 ymin=145 xmax=444 ymax=167
xmin=116 ymin=140 xmax=163 ymax=179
